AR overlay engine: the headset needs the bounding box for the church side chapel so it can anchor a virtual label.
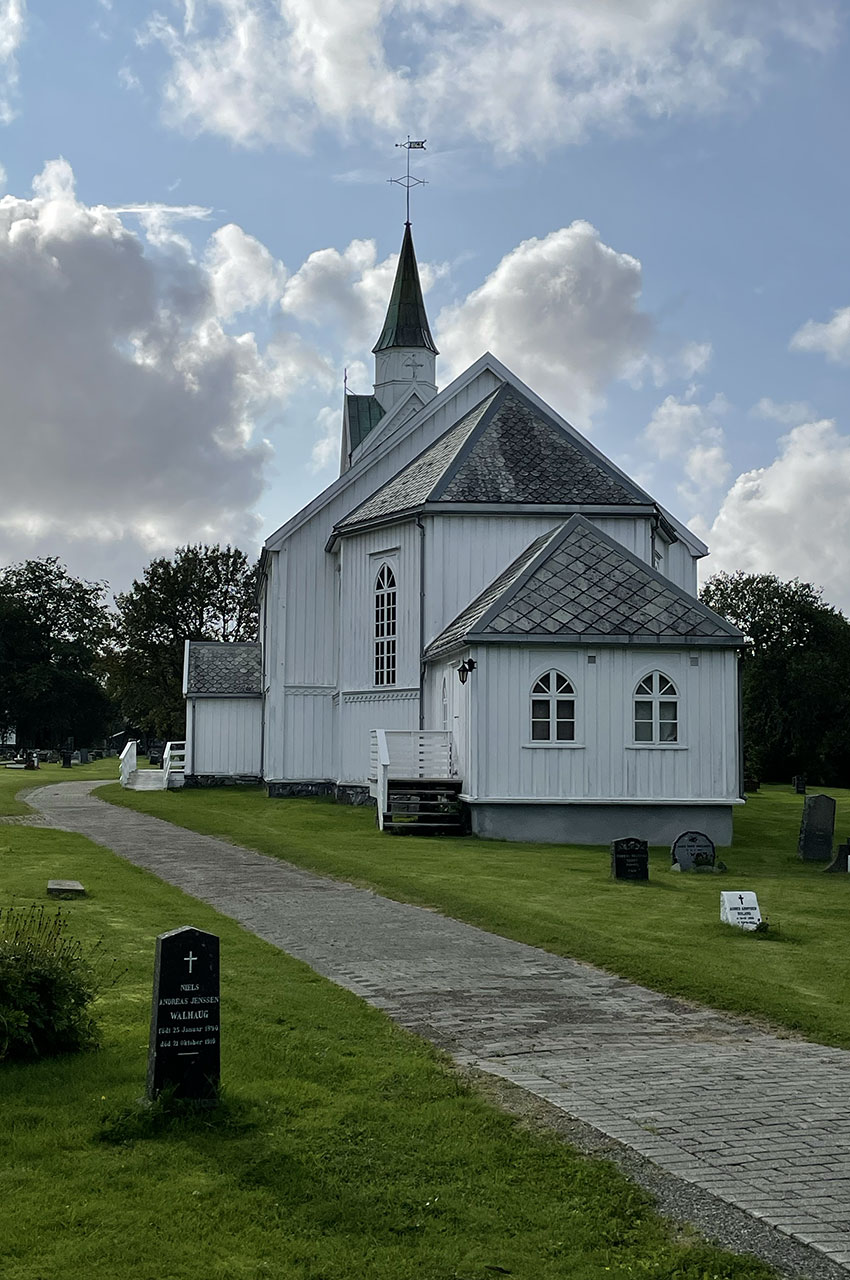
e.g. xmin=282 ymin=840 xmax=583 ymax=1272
xmin=184 ymin=201 xmax=746 ymax=846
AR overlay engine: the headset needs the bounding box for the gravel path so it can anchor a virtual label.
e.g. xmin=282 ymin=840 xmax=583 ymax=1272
xmin=26 ymin=779 xmax=850 ymax=1279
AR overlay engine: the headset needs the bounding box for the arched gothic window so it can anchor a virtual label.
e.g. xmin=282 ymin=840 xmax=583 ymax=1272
xmin=441 ymin=676 xmax=448 ymax=732
xmin=634 ymin=672 xmax=678 ymax=743
xmin=531 ymin=671 xmax=575 ymax=741
xmin=374 ymin=564 xmax=397 ymax=686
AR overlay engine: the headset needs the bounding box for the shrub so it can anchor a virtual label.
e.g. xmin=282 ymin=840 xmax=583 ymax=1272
xmin=0 ymin=904 xmax=117 ymax=1061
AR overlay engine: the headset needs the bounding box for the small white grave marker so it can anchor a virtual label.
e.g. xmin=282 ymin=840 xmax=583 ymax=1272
xmin=720 ymin=891 xmax=761 ymax=930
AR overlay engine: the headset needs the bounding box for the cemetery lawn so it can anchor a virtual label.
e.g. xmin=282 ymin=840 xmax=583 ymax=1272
xmin=0 ymin=820 xmax=777 ymax=1280
xmin=103 ymin=782 xmax=850 ymax=1050
xmin=0 ymin=756 xmax=123 ymax=815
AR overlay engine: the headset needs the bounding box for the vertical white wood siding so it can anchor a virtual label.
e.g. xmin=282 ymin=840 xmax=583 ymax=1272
xmin=469 ymin=645 xmax=739 ymax=802
xmin=188 ymin=698 xmax=262 ymax=775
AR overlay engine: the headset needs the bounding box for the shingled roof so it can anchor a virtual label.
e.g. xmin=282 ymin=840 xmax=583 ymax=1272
xmin=346 ymin=394 xmax=385 ymax=451
xmin=336 ymin=383 xmax=651 ymax=533
xmin=185 ymin=642 xmax=263 ymax=696
xmin=424 ymin=516 xmax=743 ymax=658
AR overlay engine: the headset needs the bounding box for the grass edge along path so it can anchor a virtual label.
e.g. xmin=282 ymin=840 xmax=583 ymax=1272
xmin=0 ymin=818 xmax=777 ymax=1279
xmin=100 ymin=782 xmax=850 ymax=1051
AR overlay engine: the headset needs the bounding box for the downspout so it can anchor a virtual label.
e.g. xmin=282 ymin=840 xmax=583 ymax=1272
xmin=417 ymin=516 xmax=426 ymax=730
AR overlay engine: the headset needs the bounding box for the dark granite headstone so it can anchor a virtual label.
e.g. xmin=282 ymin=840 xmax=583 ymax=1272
xmin=793 ymin=774 xmax=807 ymax=795
xmin=798 ymin=794 xmax=836 ymax=863
xmin=824 ymin=840 xmax=850 ymax=874
xmin=611 ymin=837 xmax=649 ymax=881
xmin=671 ymin=830 xmax=716 ymax=872
xmin=61 ymin=752 xmax=72 ymax=769
xmin=147 ymin=926 xmax=220 ymax=1104
xmin=743 ymin=775 xmax=760 ymax=793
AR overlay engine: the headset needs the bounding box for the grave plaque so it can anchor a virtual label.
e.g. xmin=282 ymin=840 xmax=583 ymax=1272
xmin=793 ymin=774 xmax=807 ymax=795
xmin=720 ymin=891 xmax=761 ymax=930
xmin=798 ymin=794 xmax=836 ymax=863
xmin=611 ymin=837 xmax=649 ymax=881
xmin=147 ymin=926 xmax=220 ymax=1104
xmin=671 ymin=830 xmax=716 ymax=872
xmin=824 ymin=840 xmax=850 ymax=874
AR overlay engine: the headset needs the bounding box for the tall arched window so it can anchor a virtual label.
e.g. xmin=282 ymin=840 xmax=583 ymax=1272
xmin=440 ymin=676 xmax=448 ymax=732
xmin=531 ymin=670 xmax=575 ymax=741
xmin=374 ymin=564 xmax=397 ymax=686
xmin=634 ymin=672 xmax=678 ymax=743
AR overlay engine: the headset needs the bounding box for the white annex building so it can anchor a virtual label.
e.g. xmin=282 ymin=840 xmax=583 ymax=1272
xmin=184 ymin=221 xmax=745 ymax=845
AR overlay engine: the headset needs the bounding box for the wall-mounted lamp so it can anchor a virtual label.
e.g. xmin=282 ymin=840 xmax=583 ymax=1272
xmin=456 ymin=658 xmax=477 ymax=685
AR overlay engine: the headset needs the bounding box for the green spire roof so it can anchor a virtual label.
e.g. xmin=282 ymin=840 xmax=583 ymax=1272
xmin=372 ymin=223 xmax=439 ymax=355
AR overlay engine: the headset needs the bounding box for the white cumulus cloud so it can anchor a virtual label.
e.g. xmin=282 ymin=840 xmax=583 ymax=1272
xmin=790 ymin=306 xmax=850 ymax=365
xmin=0 ymin=158 xmax=331 ymax=586
xmin=436 ymin=221 xmax=651 ymax=424
xmin=643 ymin=393 xmax=731 ymax=505
xmin=0 ymin=0 xmax=24 ymax=124
xmin=704 ymin=417 xmax=850 ymax=612
xmin=143 ymin=0 xmax=838 ymax=154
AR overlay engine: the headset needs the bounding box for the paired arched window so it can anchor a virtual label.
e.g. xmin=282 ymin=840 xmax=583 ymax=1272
xmin=374 ymin=564 xmax=397 ymax=686
xmin=634 ymin=672 xmax=678 ymax=743
xmin=531 ymin=670 xmax=575 ymax=741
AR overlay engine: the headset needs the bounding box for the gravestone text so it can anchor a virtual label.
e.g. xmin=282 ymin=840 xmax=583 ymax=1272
xmin=611 ymin=837 xmax=649 ymax=882
xmin=147 ymin=925 xmax=220 ymax=1104
xmin=671 ymin=830 xmax=716 ymax=872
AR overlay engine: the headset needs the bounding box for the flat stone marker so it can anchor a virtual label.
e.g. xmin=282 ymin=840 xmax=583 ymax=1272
xmin=720 ymin=891 xmax=761 ymax=930
xmin=798 ymin=793 xmax=835 ymax=862
xmin=47 ymin=879 xmax=86 ymax=898
xmin=611 ymin=837 xmax=649 ymax=881
xmin=671 ymin=830 xmax=715 ymax=872
xmin=147 ymin=926 xmax=220 ymax=1104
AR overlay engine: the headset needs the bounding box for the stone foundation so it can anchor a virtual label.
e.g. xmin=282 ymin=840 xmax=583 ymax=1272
xmin=266 ymin=779 xmax=375 ymax=807
xmin=183 ymin=774 xmax=261 ymax=789
xmin=469 ymin=802 xmax=734 ymax=847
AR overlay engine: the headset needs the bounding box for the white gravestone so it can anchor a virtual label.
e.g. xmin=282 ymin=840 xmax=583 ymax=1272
xmin=720 ymin=891 xmax=761 ymax=930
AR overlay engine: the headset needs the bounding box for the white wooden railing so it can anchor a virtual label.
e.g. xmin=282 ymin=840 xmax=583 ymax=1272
xmin=119 ymin=739 xmax=137 ymax=788
xmin=163 ymin=740 xmax=186 ymax=788
xmin=370 ymin=730 xmax=455 ymax=830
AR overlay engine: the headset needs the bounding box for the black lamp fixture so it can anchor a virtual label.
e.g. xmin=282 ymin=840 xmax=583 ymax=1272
xmin=456 ymin=658 xmax=476 ymax=684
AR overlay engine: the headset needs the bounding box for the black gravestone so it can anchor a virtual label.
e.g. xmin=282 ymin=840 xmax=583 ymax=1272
xmin=797 ymin=794 xmax=836 ymax=863
xmin=611 ymin=837 xmax=649 ymax=881
xmin=671 ymin=830 xmax=716 ymax=872
xmin=824 ymin=839 xmax=850 ymax=874
xmin=147 ymin=926 xmax=220 ymax=1104
xmin=743 ymin=775 xmax=759 ymax=793
xmin=793 ymin=774 xmax=807 ymax=795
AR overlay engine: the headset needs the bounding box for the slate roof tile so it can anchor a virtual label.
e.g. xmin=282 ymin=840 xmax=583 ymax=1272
xmin=337 ymin=382 xmax=650 ymax=532
xmin=186 ymin=642 xmax=263 ymax=696
xmin=424 ymin=516 xmax=743 ymax=658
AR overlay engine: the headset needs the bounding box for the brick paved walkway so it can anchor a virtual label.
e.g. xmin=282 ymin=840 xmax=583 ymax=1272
xmin=28 ymin=781 xmax=850 ymax=1273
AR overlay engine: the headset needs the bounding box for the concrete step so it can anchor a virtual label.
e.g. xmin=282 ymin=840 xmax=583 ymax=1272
xmin=127 ymin=769 xmax=167 ymax=791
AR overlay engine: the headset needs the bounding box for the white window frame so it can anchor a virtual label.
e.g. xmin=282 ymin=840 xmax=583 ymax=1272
xmin=632 ymin=670 xmax=679 ymax=745
xmin=527 ymin=669 xmax=578 ymax=745
xmin=374 ymin=563 xmax=397 ymax=687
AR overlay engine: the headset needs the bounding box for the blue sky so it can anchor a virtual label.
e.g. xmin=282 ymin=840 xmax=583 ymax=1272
xmin=1 ymin=1 xmax=849 ymax=607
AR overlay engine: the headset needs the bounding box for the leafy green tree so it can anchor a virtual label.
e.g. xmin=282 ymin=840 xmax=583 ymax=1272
xmin=112 ymin=545 xmax=259 ymax=739
xmin=701 ymin=571 xmax=850 ymax=784
xmin=0 ymin=558 xmax=114 ymax=748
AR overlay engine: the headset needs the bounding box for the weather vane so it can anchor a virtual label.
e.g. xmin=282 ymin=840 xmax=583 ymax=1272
xmin=389 ymin=137 xmax=427 ymax=224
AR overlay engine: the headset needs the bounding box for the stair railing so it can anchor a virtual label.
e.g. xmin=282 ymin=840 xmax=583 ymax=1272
xmin=163 ymin=740 xmax=186 ymax=789
xmin=119 ymin=739 xmax=137 ymax=788
xmin=373 ymin=729 xmax=390 ymax=831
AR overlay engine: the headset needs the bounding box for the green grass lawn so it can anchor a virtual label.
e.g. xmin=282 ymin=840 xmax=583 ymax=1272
xmin=0 ymin=805 xmax=775 ymax=1279
xmin=101 ymin=781 xmax=850 ymax=1049
xmin=0 ymin=755 xmax=120 ymax=815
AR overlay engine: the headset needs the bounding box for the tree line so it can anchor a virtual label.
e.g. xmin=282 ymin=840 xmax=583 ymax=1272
xmin=1 ymin=550 xmax=848 ymax=785
xmin=0 ymin=546 xmax=258 ymax=750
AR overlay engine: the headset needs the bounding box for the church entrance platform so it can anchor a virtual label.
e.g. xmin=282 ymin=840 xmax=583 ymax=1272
xmin=27 ymin=779 xmax=850 ymax=1280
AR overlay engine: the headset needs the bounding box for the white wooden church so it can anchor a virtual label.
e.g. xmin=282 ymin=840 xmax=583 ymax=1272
xmin=183 ymin=221 xmax=745 ymax=844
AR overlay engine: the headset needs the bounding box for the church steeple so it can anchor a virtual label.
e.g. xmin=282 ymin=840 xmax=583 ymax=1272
xmin=373 ymin=223 xmax=438 ymax=356
xmin=372 ymin=222 xmax=438 ymax=413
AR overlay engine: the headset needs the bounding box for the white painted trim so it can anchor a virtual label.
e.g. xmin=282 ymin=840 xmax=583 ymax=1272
xmin=521 ymin=743 xmax=586 ymax=750
xmin=625 ymin=744 xmax=688 ymax=751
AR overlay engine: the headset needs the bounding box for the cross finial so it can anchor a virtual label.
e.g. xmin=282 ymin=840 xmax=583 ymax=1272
xmin=389 ymin=137 xmax=428 ymax=223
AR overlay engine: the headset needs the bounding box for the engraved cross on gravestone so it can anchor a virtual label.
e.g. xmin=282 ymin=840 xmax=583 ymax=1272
xmin=146 ymin=926 xmax=220 ymax=1103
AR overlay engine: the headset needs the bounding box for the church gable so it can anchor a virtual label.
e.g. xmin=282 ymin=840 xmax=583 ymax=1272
xmin=438 ymin=385 xmax=648 ymax=506
xmin=425 ymin=515 xmax=743 ymax=658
